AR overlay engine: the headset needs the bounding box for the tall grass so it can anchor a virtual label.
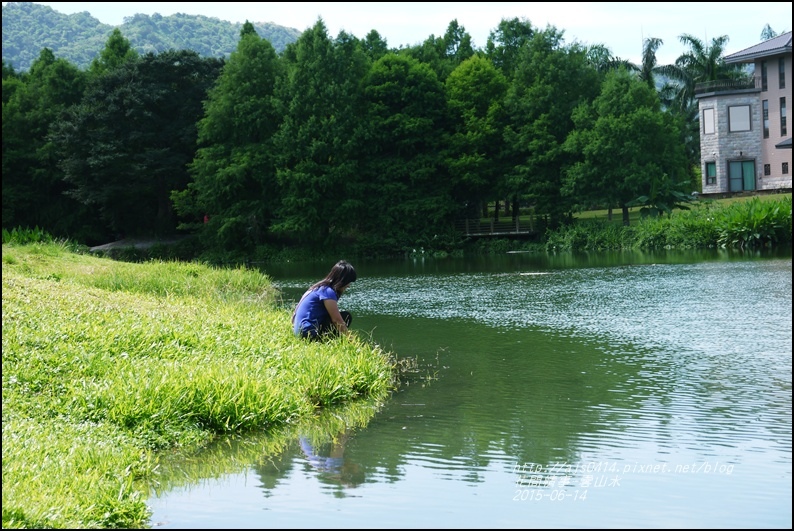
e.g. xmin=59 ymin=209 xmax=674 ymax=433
xmin=2 ymin=242 xmax=398 ymax=528
xmin=545 ymin=196 xmax=792 ymax=252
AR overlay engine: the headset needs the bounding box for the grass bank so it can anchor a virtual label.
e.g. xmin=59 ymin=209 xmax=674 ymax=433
xmin=2 ymin=242 xmax=398 ymax=528
xmin=546 ymin=195 xmax=792 ymax=252
xmin=466 ymin=194 xmax=792 ymax=254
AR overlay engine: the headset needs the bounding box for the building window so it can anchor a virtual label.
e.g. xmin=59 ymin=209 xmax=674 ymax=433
xmin=763 ymin=100 xmax=769 ymax=138
xmin=780 ymin=58 xmax=786 ymax=90
xmin=784 ymin=162 xmax=789 ymax=175
xmin=703 ymin=108 xmax=715 ymax=134
xmin=764 ymin=164 xmax=771 ymax=176
xmin=761 ymin=60 xmax=768 ymax=91
xmin=728 ymin=105 xmax=751 ymax=132
xmin=781 ymin=97 xmax=787 ymax=136
xmin=705 ymin=161 xmax=716 ymax=185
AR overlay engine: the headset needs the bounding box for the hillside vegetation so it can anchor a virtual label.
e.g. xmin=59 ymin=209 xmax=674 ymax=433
xmin=2 ymin=1 xmax=302 ymax=71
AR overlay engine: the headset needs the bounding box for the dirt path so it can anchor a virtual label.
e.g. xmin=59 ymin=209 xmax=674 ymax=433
xmin=89 ymin=236 xmax=190 ymax=253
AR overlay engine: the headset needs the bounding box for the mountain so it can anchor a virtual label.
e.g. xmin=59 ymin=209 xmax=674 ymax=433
xmin=2 ymin=1 xmax=302 ymax=72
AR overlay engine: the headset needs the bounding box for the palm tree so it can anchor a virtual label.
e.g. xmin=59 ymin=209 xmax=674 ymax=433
xmin=760 ymin=24 xmax=778 ymax=40
xmin=635 ymin=37 xmax=664 ymax=89
xmin=659 ymin=34 xmax=747 ymax=114
xmin=583 ymin=42 xmax=635 ymax=75
xmin=588 ymin=37 xmax=666 ymax=92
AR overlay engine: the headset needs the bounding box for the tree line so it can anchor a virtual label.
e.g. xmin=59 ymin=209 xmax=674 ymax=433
xmin=2 ymin=16 xmax=765 ymax=258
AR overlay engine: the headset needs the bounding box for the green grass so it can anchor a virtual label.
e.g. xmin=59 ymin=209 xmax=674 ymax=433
xmin=573 ymin=192 xmax=793 ymax=225
xmin=478 ymin=193 xmax=792 ymax=226
xmin=466 ymin=194 xmax=792 ymax=254
xmin=2 ymin=242 xmax=398 ymax=528
xmin=544 ymin=195 xmax=792 ymax=252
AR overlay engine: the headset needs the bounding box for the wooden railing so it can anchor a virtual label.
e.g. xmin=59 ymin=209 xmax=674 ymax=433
xmin=454 ymin=217 xmax=537 ymax=237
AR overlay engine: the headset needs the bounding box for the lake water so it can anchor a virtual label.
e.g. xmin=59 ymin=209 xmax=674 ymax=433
xmin=147 ymin=249 xmax=792 ymax=528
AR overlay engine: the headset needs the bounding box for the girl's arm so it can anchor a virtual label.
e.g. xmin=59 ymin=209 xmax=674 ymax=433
xmin=322 ymin=298 xmax=349 ymax=334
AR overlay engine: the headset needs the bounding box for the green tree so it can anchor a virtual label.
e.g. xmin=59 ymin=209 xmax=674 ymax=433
xmin=445 ymin=55 xmax=508 ymax=219
xmin=359 ymin=52 xmax=453 ymax=250
xmin=502 ymin=28 xmax=601 ymax=228
xmin=582 ymin=43 xmax=626 ymax=75
xmin=563 ymin=68 xmax=692 ymax=225
xmin=441 ymin=19 xmax=475 ymax=65
xmin=272 ymin=20 xmax=370 ymax=245
xmin=174 ymin=21 xmax=284 ymax=251
xmin=362 ymin=29 xmax=390 ymax=61
xmin=484 ymin=17 xmax=535 ymax=78
xmin=661 ymin=34 xmax=747 ymax=114
xmin=88 ymin=28 xmax=138 ymax=77
xmin=633 ymin=37 xmax=665 ymax=89
xmin=1 ymin=49 xmax=103 ymax=241
xmin=399 ymin=19 xmax=475 ymax=83
xmin=2 ymin=59 xmax=20 ymax=84
xmin=51 ymin=50 xmax=223 ymax=237
xmin=658 ymin=34 xmax=748 ymax=167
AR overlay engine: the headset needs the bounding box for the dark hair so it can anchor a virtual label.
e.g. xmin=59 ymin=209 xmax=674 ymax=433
xmin=311 ymin=260 xmax=357 ymax=296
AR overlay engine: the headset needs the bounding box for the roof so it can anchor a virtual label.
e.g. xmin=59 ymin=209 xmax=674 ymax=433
xmin=775 ymin=137 xmax=792 ymax=149
xmin=724 ymin=31 xmax=792 ymax=64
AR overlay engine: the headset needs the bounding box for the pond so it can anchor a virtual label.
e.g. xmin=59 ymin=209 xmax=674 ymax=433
xmin=147 ymin=248 xmax=792 ymax=528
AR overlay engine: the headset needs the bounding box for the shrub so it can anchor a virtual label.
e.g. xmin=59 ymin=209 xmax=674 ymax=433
xmin=714 ymin=196 xmax=792 ymax=248
xmin=2 ymin=226 xmax=54 ymax=245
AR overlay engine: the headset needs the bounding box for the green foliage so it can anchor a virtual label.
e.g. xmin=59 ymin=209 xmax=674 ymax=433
xmin=632 ymin=204 xmax=721 ymax=249
xmin=88 ymin=28 xmax=138 ymax=76
xmin=2 ymin=243 xmax=397 ymax=528
xmin=1 ymin=2 xmax=111 ymax=72
xmin=503 ymin=28 xmax=601 ymax=228
xmin=545 ymin=220 xmax=634 ymax=252
xmin=2 ymin=226 xmax=54 ymax=245
xmin=398 ymin=19 xmax=475 ymax=82
xmin=714 ymin=196 xmax=792 ymax=248
xmin=2 ymin=2 xmax=301 ymax=72
xmin=547 ymin=196 xmax=792 ymax=251
xmin=1 ymin=4 xmax=787 ymax=261
xmin=658 ymin=33 xmax=748 ymax=116
xmin=445 ymin=55 xmax=508 ymax=217
xmin=273 ymin=20 xmax=371 ymax=244
xmin=625 ymin=178 xmax=696 ymax=219
xmin=563 ymin=68 xmax=692 ymax=225
xmin=178 ymin=27 xmax=284 ymax=253
xmin=484 ymin=17 xmax=535 ymax=77
xmin=1 ymin=47 xmax=109 ymax=243
xmin=358 ymin=52 xmax=454 ymax=247
xmin=50 ymin=50 xmax=224 ymax=237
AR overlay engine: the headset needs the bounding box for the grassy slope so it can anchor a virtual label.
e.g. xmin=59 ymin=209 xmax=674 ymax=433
xmin=2 ymin=243 xmax=397 ymax=528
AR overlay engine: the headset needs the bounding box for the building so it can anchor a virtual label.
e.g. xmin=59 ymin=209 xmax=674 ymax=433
xmin=695 ymin=31 xmax=792 ymax=196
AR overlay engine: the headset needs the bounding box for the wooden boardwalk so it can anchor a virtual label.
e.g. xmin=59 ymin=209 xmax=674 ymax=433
xmin=455 ymin=218 xmax=537 ymax=238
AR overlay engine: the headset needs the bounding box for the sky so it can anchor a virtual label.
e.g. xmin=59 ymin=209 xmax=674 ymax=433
xmin=11 ymin=2 xmax=794 ymax=66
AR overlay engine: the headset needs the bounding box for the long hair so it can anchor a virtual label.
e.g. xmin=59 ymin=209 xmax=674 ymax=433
xmin=310 ymin=260 xmax=357 ymax=296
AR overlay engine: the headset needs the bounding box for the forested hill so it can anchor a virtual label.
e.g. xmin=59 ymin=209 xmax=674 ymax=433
xmin=2 ymin=1 xmax=302 ymax=71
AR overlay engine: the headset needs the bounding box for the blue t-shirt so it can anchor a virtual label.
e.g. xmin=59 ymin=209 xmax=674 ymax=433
xmin=293 ymin=285 xmax=338 ymax=337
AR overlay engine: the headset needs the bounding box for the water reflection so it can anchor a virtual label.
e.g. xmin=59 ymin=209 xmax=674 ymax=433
xmin=300 ymin=429 xmax=364 ymax=489
xmin=148 ymin=251 xmax=792 ymax=529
